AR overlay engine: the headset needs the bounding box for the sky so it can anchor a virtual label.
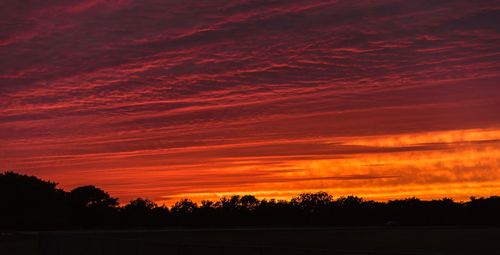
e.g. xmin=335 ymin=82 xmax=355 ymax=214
xmin=1 ymin=0 xmax=499 ymax=205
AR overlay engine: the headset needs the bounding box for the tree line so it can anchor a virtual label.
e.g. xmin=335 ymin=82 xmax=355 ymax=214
xmin=1 ymin=171 xmax=499 ymax=230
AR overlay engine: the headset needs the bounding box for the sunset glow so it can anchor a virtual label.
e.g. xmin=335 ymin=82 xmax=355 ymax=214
xmin=1 ymin=0 xmax=499 ymax=205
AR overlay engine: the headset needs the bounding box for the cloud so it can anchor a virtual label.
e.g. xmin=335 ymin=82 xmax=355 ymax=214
xmin=1 ymin=0 xmax=499 ymax=203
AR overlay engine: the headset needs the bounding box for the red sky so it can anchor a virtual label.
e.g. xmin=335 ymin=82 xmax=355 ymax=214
xmin=1 ymin=0 xmax=500 ymax=204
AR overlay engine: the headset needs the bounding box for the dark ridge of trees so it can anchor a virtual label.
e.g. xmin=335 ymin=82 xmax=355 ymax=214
xmin=0 ymin=171 xmax=68 ymax=229
xmin=1 ymin=171 xmax=500 ymax=230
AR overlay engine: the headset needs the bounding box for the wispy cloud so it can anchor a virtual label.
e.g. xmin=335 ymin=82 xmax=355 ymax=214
xmin=1 ymin=0 xmax=499 ymax=203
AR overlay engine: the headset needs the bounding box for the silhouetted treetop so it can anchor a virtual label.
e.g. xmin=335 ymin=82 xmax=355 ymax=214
xmin=240 ymin=195 xmax=259 ymax=210
xmin=0 ymin=172 xmax=66 ymax=229
xmin=291 ymin=191 xmax=333 ymax=209
xmin=1 ymin=171 xmax=499 ymax=230
xmin=171 ymin=198 xmax=197 ymax=214
xmin=125 ymin=198 xmax=158 ymax=211
xmin=69 ymin=185 xmax=118 ymax=209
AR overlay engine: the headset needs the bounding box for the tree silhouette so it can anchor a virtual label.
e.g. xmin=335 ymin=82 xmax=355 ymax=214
xmin=121 ymin=198 xmax=169 ymax=227
xmin=69 ymin=185 xmax=118 ymax=209
xmin=240 ymin=195 xmax=259 ymax=210
xmin=69 ymin=185 xmax=119 ymax=227
xmin=0 ymin=172 xmax=67 ymax=229
xmin=1 ymin=171 xmax=500 ymax=230
xmin=171 ymin=199 xmax=197 ymax=214
xmin=170 ymin=199 xmax=198 ymax=226
xmin=291 ymin=191 xmax=333 ymax=210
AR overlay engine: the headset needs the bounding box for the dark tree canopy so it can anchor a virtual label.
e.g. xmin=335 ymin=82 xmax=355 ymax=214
xmin=0 ymin=172 xmax=67 ymax=229
xmin=121 ymin=198 xmax=169 ymax=227
xmin=69 ymin=185 xmax=118 ymax=209
xmin=1 ymin=171 xmax=499 ymax=230
xmin=68 ymin=185 xmax=119 ymax=228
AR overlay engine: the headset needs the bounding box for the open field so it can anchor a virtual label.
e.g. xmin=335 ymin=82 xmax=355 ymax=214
xmin=3 ymin=227 xmax=499 ymax=255
xmin=0 ymin=233 xmax=38 ymax=255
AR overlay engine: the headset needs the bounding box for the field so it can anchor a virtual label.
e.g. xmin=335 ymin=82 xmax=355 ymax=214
xmin=2 ymin=227 xmax=499 ymax=255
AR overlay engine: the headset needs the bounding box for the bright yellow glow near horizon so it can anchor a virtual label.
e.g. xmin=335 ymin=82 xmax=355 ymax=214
xmin=154 ymin=128 xmax=500 ymax=205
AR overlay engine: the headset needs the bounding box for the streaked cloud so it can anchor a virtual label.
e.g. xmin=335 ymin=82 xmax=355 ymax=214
xmin=1 ymin=0 xmax=499 ymax=204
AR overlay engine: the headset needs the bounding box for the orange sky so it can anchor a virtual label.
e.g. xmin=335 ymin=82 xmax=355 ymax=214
xmin=1 ymin=0 xmax=499 ymax=205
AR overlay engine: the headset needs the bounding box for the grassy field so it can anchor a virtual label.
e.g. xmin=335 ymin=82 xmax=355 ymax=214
xmin=3 ymin=226 xmax=499 ymax=254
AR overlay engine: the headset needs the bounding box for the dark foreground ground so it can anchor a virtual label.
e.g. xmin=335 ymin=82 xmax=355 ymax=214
xmin=1 ymin=226 xmax=499 ymax=255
